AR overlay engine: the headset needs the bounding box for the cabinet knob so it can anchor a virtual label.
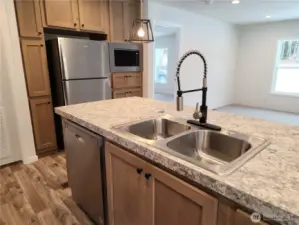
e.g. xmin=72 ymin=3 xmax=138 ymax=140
xmin=37 ymin=32 xmax=42 ymax=35
xmin=136 ymin=168 xmax=143 ymax=174
xmin=40 ymin=44 xmax=43 ymax=47
xmin=47 ymin=101 xmax=50 ymax=104
xmin=81 ymin=24 xmax=85 ymax=27
xmin=74 ymin=23 xmax=77 ymax=27
xmin=145 ymin=173 xmax=151 ymax=180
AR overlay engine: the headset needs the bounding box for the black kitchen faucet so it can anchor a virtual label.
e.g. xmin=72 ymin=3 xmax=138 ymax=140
xmin=176 ymin=50 xmax=222 ymax=131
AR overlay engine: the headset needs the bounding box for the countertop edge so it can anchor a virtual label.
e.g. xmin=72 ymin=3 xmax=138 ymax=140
xmin=55 ymin=108 xmax=299 ymax=225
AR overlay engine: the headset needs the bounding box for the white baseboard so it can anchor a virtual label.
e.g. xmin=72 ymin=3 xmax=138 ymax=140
xmin=22 ymin=155 xmax=38 ymax=164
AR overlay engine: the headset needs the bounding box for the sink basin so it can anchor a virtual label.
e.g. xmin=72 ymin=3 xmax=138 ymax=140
xmin=114 ymin=115 xmax=269 ymax=175
xmin=167 ymin=130 xmax=251 ymax=163
xmin=165 ymin=130 xmax=269 ymax=175
xmin=124 ymin=117 xmax=191 ymax=140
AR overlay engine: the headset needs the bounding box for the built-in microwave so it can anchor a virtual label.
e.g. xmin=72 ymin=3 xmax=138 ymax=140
xmin=109 ymin=43 xmax=142 ymax=72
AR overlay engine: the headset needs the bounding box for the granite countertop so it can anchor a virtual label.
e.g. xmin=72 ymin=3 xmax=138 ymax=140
xmin=55 ymin=97 xmax=299 ymax=225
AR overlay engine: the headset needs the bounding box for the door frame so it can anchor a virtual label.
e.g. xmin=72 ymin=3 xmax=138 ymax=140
xmin=146 ymin=21 xmax=181 ymax=99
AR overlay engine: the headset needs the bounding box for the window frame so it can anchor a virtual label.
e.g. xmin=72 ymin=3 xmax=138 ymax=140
xmin=271 ymin=40 xmax=299 ymax=98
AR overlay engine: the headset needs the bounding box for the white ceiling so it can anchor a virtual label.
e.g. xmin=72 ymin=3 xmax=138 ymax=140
xmin=156 ymin=0 xmax=299 ymax=25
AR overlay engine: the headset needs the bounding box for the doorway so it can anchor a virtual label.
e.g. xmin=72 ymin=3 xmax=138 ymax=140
xmin=153 ymin=25 xmax=180 ymax=102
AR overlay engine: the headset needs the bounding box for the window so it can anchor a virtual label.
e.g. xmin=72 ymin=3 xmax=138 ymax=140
xmin=272 ymin=40 xmax=299 ymax=96
xmin=154 ymin=48 xmax=168 ymax=84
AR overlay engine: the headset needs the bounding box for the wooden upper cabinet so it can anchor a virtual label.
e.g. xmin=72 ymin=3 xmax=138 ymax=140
xmin=109 ymin=1 xmax=125 ymax=42
xmin=105 ymin=142 xmax=152 ymax=225
xmin=21 ymin=39 xmax=51 ymax=97
xmin=123 ymin=1 xmax=140 ymax=41
xmin=14 ymin=0 xmax=43 ymax=38
xmin=30 ymin=97 xmax=57 ymax=153
xmin=43 ymin=0 xmax=79 ymax=29
xmin=109 ymin=0 xmax=140 ymax=42
xmin=78 ymin=0 xmax=109 ymax=33
xmin=150 ymin=163 xmax=218 ymax=225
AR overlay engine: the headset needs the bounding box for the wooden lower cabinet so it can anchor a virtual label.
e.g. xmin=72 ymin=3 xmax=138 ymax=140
xmin=151 ymin=163 xmax=218 ymax=225
xmin=30 ymin=97 xmax=57 ymax=154
xmin=112 ymin=88 xmax=142 ymax=99
xmin=105 ymin=142 xmax=152 ymax=225
xmin=112 ymin=72 xmax=141 ymax=89
xmin=105 ymin=142 xmax=218 ymax=225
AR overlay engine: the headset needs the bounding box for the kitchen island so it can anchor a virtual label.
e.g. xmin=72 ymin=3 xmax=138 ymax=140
xmin=55 ymin=97 xmax=299 ymax=225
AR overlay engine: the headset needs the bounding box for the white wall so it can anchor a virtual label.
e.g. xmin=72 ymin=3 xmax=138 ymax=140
xmin=0 ymin=0 xmax=37 ymax=165
xmin=154 ymin=33 xmax=177 ymax=95
xmin=147 ymin=2 xmax=239 ymax=109
xmin=234 ymin=20 xmax=299 ymax=114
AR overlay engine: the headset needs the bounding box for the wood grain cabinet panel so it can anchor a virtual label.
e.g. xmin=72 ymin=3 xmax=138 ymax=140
xmin=21 ymin=39 xmax=51 ymax=97
xmin=150 ymin=162 xmax=218 ymax=225
xmin=14 ymin=0 xmax=43 ymax=38
xmin=109 ymin=0 xmax=140 ymax=42
xmin=105 ymin=142 xmax=152 ymax=225
xmin=43 ymin=0 xmax=79 ymax=29
xmin=78 ymin=0 xmax=109 ymax=33
xmin=123 ymin=1 xmax=140 ymax=41
xmin=109 ymin=1 xmax=125 ymax=42
xmin=30 ymin=97 xmax=57 ymax=153
xmin=105 ymin=142 xmax=218 ymax=225
xmin=112 ymin=73 xmax=141 ymax=89
xmin=112 ymin=88 xmax=142 ymax=99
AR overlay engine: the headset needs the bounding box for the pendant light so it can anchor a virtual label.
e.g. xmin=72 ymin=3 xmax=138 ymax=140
xmin=128 ymin=0 xmax=154 ymax=43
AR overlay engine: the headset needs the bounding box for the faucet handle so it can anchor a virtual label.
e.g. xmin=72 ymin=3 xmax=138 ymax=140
xmin=193 ymin=103 xmax=202 ymax=120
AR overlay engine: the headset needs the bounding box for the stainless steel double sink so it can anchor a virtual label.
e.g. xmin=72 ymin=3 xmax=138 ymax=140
xmin=114 ymin=115 xmax=270 ymax=175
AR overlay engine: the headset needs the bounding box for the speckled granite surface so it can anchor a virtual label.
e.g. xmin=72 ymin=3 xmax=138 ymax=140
xmin=55 ymin=97 xmax=299 ymax=225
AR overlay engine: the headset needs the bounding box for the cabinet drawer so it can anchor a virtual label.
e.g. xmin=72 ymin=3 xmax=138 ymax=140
xmin=30 ymin=97 xmax=57 ymax=153
xmin=112 ymin=73 xmax=141 ymax=89
xmin=112 ymin=88 xmax=142 ymax=99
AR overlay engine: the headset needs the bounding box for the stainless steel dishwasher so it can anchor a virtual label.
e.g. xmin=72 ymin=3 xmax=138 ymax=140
xmin=63 ymin=120 xmax=106 ymax=225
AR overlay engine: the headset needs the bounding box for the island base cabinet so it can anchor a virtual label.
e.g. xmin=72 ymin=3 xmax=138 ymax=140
xmin=105 ymin=141 xmax=218 ymax=225
xmin=105 ymin=142 xmax=152 ymax=225
xmin=151 ymin=164 xmax=218 ymax=225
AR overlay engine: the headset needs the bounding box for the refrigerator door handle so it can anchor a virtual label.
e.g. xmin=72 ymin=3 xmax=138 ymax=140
xmin=58 ymin=41 xmax=67 ymax=80
xmin=62 ymin=81 xmax=69 ymax=105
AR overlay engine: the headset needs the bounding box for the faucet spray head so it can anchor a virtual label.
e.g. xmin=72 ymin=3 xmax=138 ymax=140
xmin=176 ymin=96 xmax=183 ymax=111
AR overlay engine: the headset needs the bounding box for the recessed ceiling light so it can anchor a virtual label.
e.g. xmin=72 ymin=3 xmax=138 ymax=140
xmin=265 ymin=15 xmax=271 ymax=19
xmin=232 ymin=0 xmax=240 ymax=4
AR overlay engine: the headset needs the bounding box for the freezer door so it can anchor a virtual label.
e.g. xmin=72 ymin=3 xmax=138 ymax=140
xmin=58 ymin=38 xmax=110 ymax=80
xmin=63 ymin=79 xmax=111 ymax=105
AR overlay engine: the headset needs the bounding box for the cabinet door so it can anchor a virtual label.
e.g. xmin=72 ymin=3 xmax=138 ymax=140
xmin=43 ymin=0 xmax=79 ymax=29
xmin=78 ymin=0 xmax=108 ymax=33
xmin=112 ymin=73 xmax=141 ymax=89
xmin=105 ymin=142 xmax=152 ymax=225
xmin=234 ymin=210 xmax=268 ymax=225
xmin=123 ymin=1 xmax=140 ymax=41
xmin=21 ymin=39 xmax=51 ymax=97
xmin=15 ymin=0 xmax=43 ymax=38
xmin=30 ymin=97 xmax=57 ymax=153
xmin=109 ymin=1 xmax=125 ymax=42
xmin=149 ymin=165 xmax=218 ymax=225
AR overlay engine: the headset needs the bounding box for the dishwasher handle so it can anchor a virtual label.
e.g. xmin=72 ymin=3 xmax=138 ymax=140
xmin=75 ymin=134 xmax=85 ymax=143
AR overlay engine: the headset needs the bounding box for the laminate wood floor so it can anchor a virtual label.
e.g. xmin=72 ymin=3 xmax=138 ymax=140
xmin=0 ymin=154 xmax=94 ymax=225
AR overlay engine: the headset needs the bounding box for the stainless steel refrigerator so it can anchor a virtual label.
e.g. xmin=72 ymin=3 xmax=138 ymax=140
xmin=46 ymin=37 xmax=111 ymax=149
xmin=47 ymin=37 xmax=111 ymax=106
